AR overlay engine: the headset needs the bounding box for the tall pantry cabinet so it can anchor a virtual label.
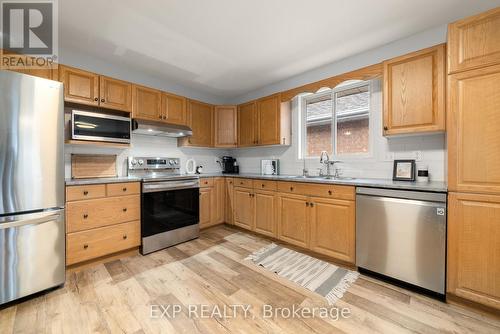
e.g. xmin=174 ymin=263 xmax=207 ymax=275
xmin=446 ymin=7 xmax=500 ymax=311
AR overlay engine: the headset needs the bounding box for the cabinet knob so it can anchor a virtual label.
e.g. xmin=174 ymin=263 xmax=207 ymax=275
xmin=305 ymin=202 xmax=309 ymax=207
xmin=83 ymin=214 xmax=88 ymax=219
xmin=159 ymin=115 xmax=162 ymax=119
xmin=122 ymin=187 xmax=127 ymax=192
xmin=83 ymin=244 xmax=88 ymax=249
xmin=310 ymin=202 xmax=314 ymax=207
xmin=383 ymin=126 xmax=388 ymax=131
xmin=101 ymin=99 xmax=105 ymax=103
xmin=328 ymin=190 xmax=332 ymax=195
xmin=94 ymin=97 xmax=98 ymax=101
xmin=290 ymin=186 xmax=294 ymax=191
xmin=123 ymin=235 xmax=128 ymax=240
xmin=123 ymin=208 xmax=127 ymax=212
xmin=261 ymin=184 xmax=265 ymax=188
xmin=83 ymin=190 xmax=88 ymax=195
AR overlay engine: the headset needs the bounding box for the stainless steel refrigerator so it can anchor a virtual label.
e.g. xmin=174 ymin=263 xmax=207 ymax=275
xmin=0 ymin=70 xmax=65 ymax=305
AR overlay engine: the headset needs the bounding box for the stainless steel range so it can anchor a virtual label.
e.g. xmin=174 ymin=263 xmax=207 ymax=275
xmin=128 ymin=157 xmax=200 ymax=254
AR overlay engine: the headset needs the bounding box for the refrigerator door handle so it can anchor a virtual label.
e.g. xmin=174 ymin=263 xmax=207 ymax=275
xmin=0 ymin=209 xmax=64 ymax=229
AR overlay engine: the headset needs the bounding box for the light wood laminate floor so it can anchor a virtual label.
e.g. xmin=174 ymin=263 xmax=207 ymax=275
xmin=1 ymin=225 xmax=499 ymax=334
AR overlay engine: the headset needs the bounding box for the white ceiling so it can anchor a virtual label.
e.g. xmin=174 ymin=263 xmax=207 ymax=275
xmin=60 ymin=0 xmax=500 ymax=99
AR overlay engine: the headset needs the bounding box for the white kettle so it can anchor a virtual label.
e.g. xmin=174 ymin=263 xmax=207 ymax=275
xmin=185 ymin=158 xmax=196 ymax=174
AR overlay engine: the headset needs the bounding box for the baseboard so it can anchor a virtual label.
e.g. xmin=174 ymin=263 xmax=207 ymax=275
xmin=66 ymin=247 xmax=139 ymax=272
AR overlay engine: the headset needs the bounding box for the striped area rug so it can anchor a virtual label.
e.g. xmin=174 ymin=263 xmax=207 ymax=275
xmin=245 ymin=243 xmax=359 ymax=305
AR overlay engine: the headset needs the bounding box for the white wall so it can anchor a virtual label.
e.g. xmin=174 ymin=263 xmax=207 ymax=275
xmin=65 ymin=135 xmax=228 ymax=178
xmin=227 ymin=24 xmax=448 ymax=104
xmin=231 ymin=79 xmax=446 ymax=181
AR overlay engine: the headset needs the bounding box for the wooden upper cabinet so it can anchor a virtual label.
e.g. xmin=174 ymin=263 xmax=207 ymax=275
xmin=447 ymin=192 xmax=500 ymax=310
xmin=215 ymin=105 xmax=237 ymax=147
xmin=162 ymin=92 xmax=187 ymax=125
xmin=383 ymin=44 xmax=446 ymax=136
xmin=132 ymin=85 xmax=162 ymax=121
xmin=309 ymin=197 xmax=355 ymax=263
xmin=99 ymin=76 xmax=132 ymax=112
xmin=238 ymin=101 xmax=257 ymax=147
xmin=257 ymin=94 xmax=281 ymax=145
xmin=448 ymin=7 xmax=500 ymax=74
xmin=447 ymin=64 xmax=500 ymax=194
xmin=179 ymin=99 xmax=214 ymax=147
xmin=59 ymin=65 xmax=99 ymax=106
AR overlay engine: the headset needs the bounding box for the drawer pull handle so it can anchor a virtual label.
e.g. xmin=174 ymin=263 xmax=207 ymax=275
xmin=122 ymin=187 xmax=127 ymax=192
xmin=83 ymin=244 xmax=88 ymax=249
xmin=123 ymin=208 xmax=127 ymax=212
xmin=123 ymin=235 xmax=128 ymax=240
xmin=83 ymin=214 xmax=88 ymax=219
xmin=328 ymin=190 xmax=332 ymax=195
xmin=83 ymin=190 xmax=88 ymax=195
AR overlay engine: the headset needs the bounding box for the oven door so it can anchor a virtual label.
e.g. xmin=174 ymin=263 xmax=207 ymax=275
xmin=141 ymin=179 xmax=200 ymax=254
xmin=72 ymin=110 xmax=131 ymax=143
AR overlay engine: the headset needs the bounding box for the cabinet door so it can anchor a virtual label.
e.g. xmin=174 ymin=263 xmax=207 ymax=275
xmin=59 ymin=65 xmax=99 ymax=106
xmin=238 ymin=101 xmax=257 ymax=146
xmin=278 ymin=193 xmax=309 ymax=248
xmin=184 ymin=99 xmax=214 ymax=147
xmin=210 ymin=178 xmax=225 ymax=225
xmin=215 ymin=106 xmax=237 ymax=147
xmin=257 ymin=94 xmax=281 ymax=145
xmin=132 ymin=85 xmax=162 ymax=121
xmin=199 ymin=188 xmax=212 ymax=228
xmin=448 ymin=192 xmax=500 ymax=310
xmin=99 ymin=76 xmax=132 ymax=112
xmin=225 ymin=178 xmax=234 ymax=224
xmin=254 ymin=189 xmax=277 ymax=238
xmin=448 ymin=64 xmax=500 ymax=194
xmin=383 ymin=44 xmax=445 ymax=135
xmin=162 ymin=92 xmax=187 ymax=125
xmin=448 ymin=7 xmax=500 ymax=74
xmin=233 ymin=187 xmax=254 ymax=230
xmin=309 ymin=197 xmax=355 ymax=263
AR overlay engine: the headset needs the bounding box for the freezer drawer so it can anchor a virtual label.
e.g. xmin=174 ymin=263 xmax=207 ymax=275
xmin=0 ymin=209 xmax=65 ymax=305
xmin=356 ymin=188 xmax=446 ymax=294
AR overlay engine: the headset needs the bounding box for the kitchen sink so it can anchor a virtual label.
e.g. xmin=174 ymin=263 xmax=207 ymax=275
xmin=285 ymin=175 xmax=356 ymax=181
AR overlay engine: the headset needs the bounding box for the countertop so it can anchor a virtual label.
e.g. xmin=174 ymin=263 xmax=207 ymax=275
xmin=65 ymin=173 xmax=447 ymax=192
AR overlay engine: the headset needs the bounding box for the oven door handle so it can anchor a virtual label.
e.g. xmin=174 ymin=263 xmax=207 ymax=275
xmin=142 ymin=180 xmax=200 ymax=192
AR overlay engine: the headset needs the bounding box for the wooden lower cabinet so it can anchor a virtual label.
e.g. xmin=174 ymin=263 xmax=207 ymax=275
xmin=65 ymin=182 xmax=141 ymax=266
xmin=254 ymin=189 xmax=277 ymax=237
xmin=66 ymin=221 xmax=140 ymax=265
xmin=447 ymin=192 xmax=500 ymax=310
xmin=278 ymin=193 xmax=310 ymax=248
xmin=199 ymin=188 xmax=212 ymax=228
xmin=233 ymin=187 xmax=254 ymax=230
xmin=225 ymin=178 xmax=235 ymax=224
xmin=309 ymin=197 xmax=355 ymax=263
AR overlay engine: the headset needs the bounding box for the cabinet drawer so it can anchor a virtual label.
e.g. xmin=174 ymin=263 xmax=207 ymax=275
xmin=66 ymin=195 xmax=140 ymax=233
xmin=234 ymin=178 xmax=253 ymax=188
xmin=277 ymin=181 xmax=355 ymax=200
xmin=200 ymin=178 xmax=214 ymax=188
xmin=106 ymin=182 xmax=140 ymax=197
xmin=253 ymin=179 xmax=277 ymax=191
xmin=66 ymin=221 xmax=140 ymax=265
xmin=66 ymin=184 xmax=106 ymax=202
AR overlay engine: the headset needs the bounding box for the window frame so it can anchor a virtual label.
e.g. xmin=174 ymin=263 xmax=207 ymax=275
xmin=298 ymin=80 xmax=373 ymax=160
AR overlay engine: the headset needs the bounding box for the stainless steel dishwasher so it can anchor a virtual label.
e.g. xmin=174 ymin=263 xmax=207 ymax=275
xmin=356 ymin=187 xmax=447 ymax=295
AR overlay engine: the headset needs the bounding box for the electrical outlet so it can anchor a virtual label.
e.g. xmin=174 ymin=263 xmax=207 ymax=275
xmin=384 ymin=152 xmax=395 ymax=161
xmin=413 ymin=151 xmax=422 ymax=161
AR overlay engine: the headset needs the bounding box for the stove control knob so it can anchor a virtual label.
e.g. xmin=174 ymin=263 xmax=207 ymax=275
xmin=131 ymin=159 xmax=137 ymax=166
xmin=168 ymin=159 xmax=174 ymax=165
xmin=138 ymin=159 xmax=144 ymax=166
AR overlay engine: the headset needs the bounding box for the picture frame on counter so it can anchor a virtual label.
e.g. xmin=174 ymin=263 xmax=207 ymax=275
xmin=393 ymin=159 xmax=416 ymax=181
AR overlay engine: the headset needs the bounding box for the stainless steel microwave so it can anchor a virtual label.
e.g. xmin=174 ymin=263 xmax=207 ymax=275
xmin=71 ymin=110 xmax=131 ymax=143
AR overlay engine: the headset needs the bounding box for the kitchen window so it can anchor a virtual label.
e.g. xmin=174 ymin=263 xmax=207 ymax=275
xmin=299 ymin=80 xmax=371 ymax=159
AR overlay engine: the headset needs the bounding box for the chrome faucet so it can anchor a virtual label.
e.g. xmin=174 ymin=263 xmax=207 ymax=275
xmin=319 ymin=151 xmax=341 ymax=178
xmin=302 ymin=158 xmax=309 ymax=177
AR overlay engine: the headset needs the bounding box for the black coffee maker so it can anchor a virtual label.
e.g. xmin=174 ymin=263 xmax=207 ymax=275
xmin=221 ymin=156 xmax=239 ymax=174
